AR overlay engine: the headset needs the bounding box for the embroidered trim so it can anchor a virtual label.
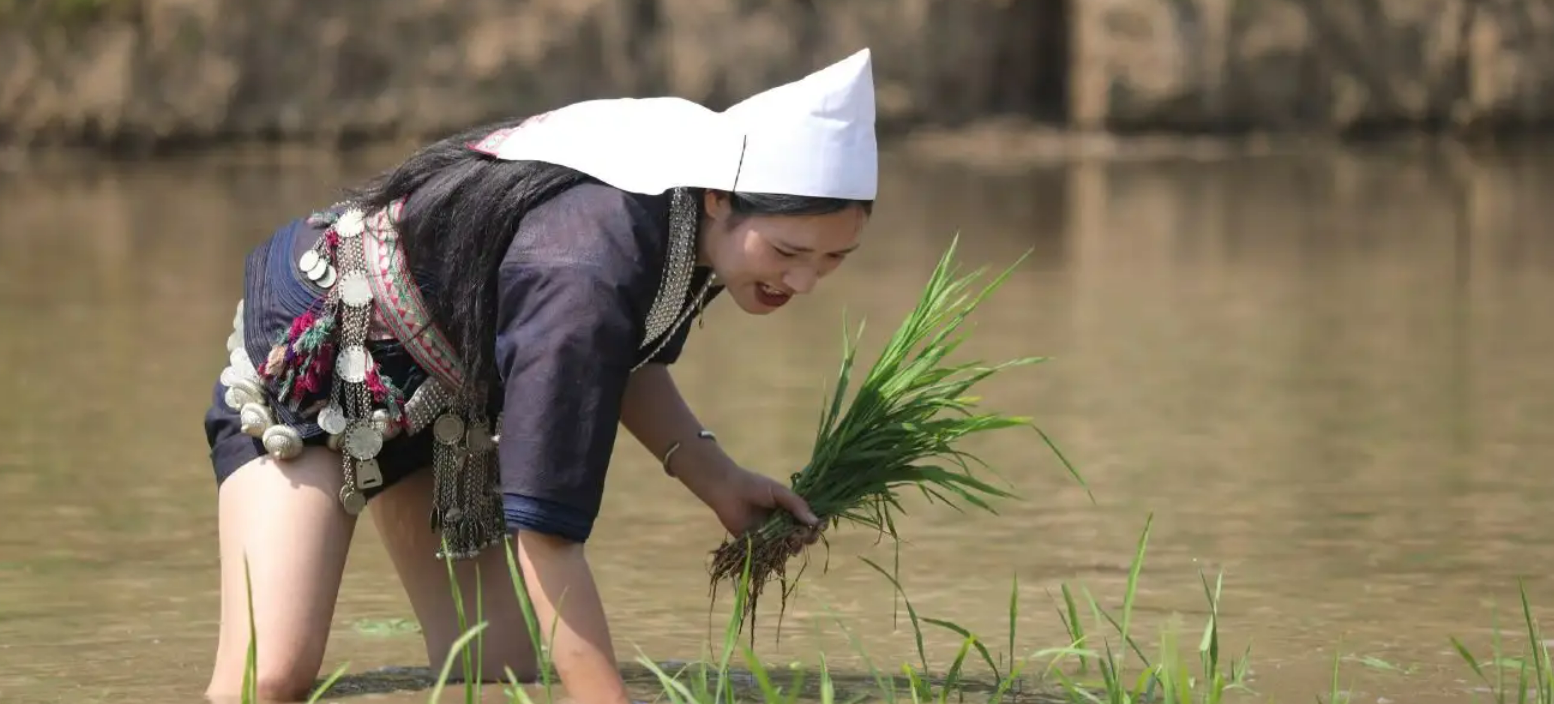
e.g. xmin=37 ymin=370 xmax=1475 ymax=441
xmin=364 ymin=201 xmax=464 ymax=392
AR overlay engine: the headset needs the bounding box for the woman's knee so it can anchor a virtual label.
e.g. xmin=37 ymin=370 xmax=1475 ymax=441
xmin=257 ymin=661 xmax=325 ymax=702
xmin=424 ymin=636 xmax=538 ymax=684
xmin=207 ymin=653 xmax=323 ymax=703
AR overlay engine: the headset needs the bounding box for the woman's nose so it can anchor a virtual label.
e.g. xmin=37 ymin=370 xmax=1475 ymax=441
xmin=783 ymin=267 xmax=818 ymax=294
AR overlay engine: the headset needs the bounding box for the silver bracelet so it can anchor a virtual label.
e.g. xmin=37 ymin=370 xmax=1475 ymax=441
xmin=662 ymin=429 xmax=717 ymax=477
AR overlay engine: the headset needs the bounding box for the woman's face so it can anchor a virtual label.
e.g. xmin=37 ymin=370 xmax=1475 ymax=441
xmin=700 ymin=191 xmax=870 ymax=315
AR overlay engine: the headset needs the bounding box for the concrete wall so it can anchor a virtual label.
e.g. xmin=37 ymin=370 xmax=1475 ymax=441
xmin=2 ymin=0 xmax=1551 ymax=151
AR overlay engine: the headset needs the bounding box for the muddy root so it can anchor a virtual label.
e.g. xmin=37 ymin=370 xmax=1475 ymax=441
xmin=707 ymin=520 xmax=824 ymax=643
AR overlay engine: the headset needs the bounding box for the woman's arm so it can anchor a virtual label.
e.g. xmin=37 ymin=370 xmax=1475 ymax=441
xmin=619 ymin=362 xmax=737 ymax=502
xmin=516 ymin=531 xmax=632 ymax=704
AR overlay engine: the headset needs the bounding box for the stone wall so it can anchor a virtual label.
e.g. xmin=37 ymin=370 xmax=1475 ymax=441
xmin=1072 ymin=0 xmax=1554 ymax=134
xmin=1 ymin=0 xmax=1552 ymax=151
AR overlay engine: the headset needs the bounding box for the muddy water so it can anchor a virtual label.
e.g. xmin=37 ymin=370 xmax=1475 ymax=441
xmin=2 ymin=140 xmax=1553 ymax=703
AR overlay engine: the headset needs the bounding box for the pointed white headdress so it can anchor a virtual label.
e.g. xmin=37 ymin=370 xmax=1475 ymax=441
xmin=469 ymin=49 xmax=878 ymax=201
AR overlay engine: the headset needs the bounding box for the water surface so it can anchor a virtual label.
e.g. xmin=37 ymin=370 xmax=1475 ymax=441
xmin=2 ymin=140 xmax=1552 ymax=702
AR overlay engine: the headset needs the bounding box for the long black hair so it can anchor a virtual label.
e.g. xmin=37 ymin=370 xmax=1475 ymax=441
xmin=343 ymin=118 xmax=874 ymax=407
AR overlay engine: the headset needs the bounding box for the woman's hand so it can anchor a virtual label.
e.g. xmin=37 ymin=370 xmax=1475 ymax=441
xmin=709 ymin=464 xmax=821 ymax=538
xmin=673 ymin=444 xmax=820 ymax=537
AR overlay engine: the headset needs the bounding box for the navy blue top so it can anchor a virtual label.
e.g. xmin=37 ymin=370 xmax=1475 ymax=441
xmin=488 ymin=182 xmax=719 ymax=543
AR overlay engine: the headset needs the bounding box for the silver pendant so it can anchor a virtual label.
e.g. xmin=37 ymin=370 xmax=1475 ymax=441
xmin=229 ymin=347 xmax=257 ymax=377
xmin=224 ymin=383 xmax=259 ymax=412
xmin=337 ymin=345 xmax=369 ymax=383
xmin=317 ymin=265 xmax=338 ymax=289
xmin=339 ymin=485 xmax=366 ymax=515
xmin=357 ymin=459 xmax=384 ymax=489
xmin=343 ymin=424 xmax=383 ymax=460
xmin=262 ymin=424 xmax=303 ymax=460
xmin=466 ymin=420 xmax=495 ymax=453
xmin=305 ymin=254 xmax=329 ymax=282
xmin=433 ymin=414 xmax=465 ymax=446
xmin=318 ymin=404 xmax=348 ymax=435
xmin=299 ymin=249 xmax=321 ymax=276
xmin=239 ymin=403 xmax=273 ymax=438
xmin=338 ymin=271 xmax=373 ymax=308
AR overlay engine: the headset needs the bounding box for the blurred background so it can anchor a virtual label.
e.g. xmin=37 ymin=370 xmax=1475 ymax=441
xmin=3 ymin=1 xmax=1554 ymax=703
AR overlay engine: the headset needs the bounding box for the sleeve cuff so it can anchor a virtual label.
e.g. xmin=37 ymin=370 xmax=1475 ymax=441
xmin=503 ymin=492 xmax=596 ymax=543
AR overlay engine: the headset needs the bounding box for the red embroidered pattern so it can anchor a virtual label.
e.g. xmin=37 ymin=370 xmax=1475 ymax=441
xmin=364 ymin=200 xmax=464 ymax=392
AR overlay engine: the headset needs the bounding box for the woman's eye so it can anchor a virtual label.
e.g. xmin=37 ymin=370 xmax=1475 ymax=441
xmin=773 ymin=247 xmax=797 ymax=258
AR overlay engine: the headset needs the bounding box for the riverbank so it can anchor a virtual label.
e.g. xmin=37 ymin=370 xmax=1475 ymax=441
xmin=3 ymin=0 xmax=1554 ymax=154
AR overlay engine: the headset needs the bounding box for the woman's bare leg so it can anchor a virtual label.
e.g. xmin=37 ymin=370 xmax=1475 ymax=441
xmin=370 ymin=468 xmax=539 ymax=684
xmin=206 ymin=446 xmax=358 ymax=702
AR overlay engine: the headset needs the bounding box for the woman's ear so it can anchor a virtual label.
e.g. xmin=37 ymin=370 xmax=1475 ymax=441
xmin=702 ymin=190 xmax=733 ymax=225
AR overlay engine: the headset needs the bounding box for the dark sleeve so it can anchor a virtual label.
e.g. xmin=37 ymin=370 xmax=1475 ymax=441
xmin=494 ymin=263 xmax=637 ymax=543
xmin=492 ymin=184 xmax=660 ymax=543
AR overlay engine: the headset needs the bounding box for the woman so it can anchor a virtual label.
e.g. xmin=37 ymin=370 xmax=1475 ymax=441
xmin=202 ymin=49 xmax=878 ymax=703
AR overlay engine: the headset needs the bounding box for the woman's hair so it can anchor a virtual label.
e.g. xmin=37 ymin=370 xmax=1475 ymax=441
xmin=341 ymin=118 xmax=875 ymax=406
xmin=716 ymin=191 xmax=874 ymax=225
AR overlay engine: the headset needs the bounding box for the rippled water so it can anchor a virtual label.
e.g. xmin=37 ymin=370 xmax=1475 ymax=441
xmin=2 ymin=139 xmax=1552 ymax=703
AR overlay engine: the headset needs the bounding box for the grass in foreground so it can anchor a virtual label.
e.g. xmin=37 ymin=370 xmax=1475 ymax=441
xmin=233 ymin=509 xmax=1554 ymax=704
xmin=708 ymin=236 xmax=1086 ymax=641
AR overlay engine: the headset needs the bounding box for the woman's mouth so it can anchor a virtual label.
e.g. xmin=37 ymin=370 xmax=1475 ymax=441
xmin=755 ymin=282 xmax=792 ymax=308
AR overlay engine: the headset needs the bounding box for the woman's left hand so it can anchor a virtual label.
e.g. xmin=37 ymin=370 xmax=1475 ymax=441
xmin=675 ymin=448 xmax=820 ymax=537
xmin=708 ymin=465 xmax=821 ymax=538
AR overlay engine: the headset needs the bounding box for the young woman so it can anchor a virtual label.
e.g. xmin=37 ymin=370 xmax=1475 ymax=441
xmin=201 ymin=49 xmax=878 ymax=703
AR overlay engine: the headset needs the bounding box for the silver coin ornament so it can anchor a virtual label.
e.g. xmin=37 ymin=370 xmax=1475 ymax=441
xmin=318 ymin=404 xmax=348 ymax=435
xmin=466 ymin=422 xmax=495 ymax=453
xmin=338 ymin=271 xmax=373 ymax=308
xmin=317 ymin=265 xmax=338 ymax=289
xmin=339 ymin=486 xmax=366 ymax=515
xmin=305 ymin=255 xmax=330 ymax=282
xmin=299 ymin=250 xmax=321 ymax=275
xmin=337 ymin=345 xmax=369 ymax=383
xmin=433 ymin=414 xmax=465 ymax=446
xmin=344 ymin=424 xmax=383 ymax=460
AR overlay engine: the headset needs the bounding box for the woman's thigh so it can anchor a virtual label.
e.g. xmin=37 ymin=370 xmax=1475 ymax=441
xmin=207 ymin=446 xmax=359 ymax=702
xmin=370 ymin=468 xmax=539 ymax=683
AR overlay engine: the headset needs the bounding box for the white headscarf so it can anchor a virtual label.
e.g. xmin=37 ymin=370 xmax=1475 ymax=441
xmin=467 ymin=49 xmax=878 ymax=201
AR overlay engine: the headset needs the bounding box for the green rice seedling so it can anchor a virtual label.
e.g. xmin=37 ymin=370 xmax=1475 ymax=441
xmin=708 ymin=235 xmax=1087 ymax=638
xmin=1450 ymin=580 xmax=1554 ymax=704
xmin=1039 ymin=514 xmax=1254 ymax=704
xmin=637 ymin=541 xmax=847 ymax=704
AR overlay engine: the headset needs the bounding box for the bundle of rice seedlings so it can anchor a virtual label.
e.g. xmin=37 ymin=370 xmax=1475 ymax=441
xmin=708 ymin=235 xmax=1084 ymax=637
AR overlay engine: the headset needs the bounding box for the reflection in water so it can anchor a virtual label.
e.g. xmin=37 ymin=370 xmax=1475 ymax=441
xmin=1 ymin=141 xmax=1553 ymax=703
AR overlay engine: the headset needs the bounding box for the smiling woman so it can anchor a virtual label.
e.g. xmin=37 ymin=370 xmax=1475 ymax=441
xmin=696 ymin=192 xmax=871 ymax=312
xmin=199 ymin=50 xmax=878 ymax=703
